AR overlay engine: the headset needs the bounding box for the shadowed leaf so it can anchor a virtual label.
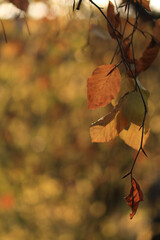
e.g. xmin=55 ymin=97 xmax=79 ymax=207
xmin=87 ymin=64 xmax=121 ymax=109
xmin=125 ymin=178 xmax=144 ymax=219
xmin=122 ymin=90 xmax=149 ymax=126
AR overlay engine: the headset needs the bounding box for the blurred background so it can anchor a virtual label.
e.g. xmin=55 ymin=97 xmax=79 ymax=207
xmin=0 ymin=0 xmax=159 ymax=240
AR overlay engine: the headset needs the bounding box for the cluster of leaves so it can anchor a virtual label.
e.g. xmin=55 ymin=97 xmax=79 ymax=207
xmin=76 ymin=0 xmax=160 ymax=219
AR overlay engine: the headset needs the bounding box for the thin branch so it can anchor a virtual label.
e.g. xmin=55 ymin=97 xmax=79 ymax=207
xmin=0 ymin=19 xmax=7 ymax=43
xmin=107 ymin=60 xmax=123 ymax=76
xmin=23 ymin=15 xmax=31 ymax=36
xmin=73 ymin=0 xmax=76 ymax=11
xmin=76 ymin=0 xmax=83 ymax=10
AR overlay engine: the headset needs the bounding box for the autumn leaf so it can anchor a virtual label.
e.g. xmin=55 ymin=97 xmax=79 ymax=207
xmin=133 ymin=0 xmax=150 ymax=12
xmin=119 ymin=123 xmax=150 ymax=150
xmin=90 ymin=94 xmax=129 ymax=142
xmin=107 ymin=1 xmax=122 ymax=39
xmin=87 ymin=64 xmax=121 ymax=109
xmin=127 ymin=38 xmax=159 ymax=77
xmin=9 ymin=0 xmax=29 ymax=12
xmin=125 ymin=178 xmax=144 ymax=219
xmin=137 ymin=38 xmax=159 ymax=72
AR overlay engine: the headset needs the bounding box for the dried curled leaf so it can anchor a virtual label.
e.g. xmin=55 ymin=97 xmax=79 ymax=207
xmin=138 ymin=38 xmax=159 ymax=72
xmin=128 ymin=38 xmax=159 ymax=77
xmin=9 ymin=0 xmax=29 ymax=12
xmin=87 ymin=64 xmax=121 ymax=109
xmin=90 ymin=94 xmax=129 ymax=142
xmin=125 ymin=178 xmax=144 ymax=219
xmin=107 ymin=1 xmax=122 ymax=39
xmin=119 ymin=123 xmax=150 ymax=150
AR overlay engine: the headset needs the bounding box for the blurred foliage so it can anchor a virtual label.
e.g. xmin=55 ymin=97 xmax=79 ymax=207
xmin=0 ymin=13 xmax=159 ymax=240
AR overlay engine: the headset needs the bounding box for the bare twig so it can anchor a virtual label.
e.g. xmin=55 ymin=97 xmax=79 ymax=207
xmin=0 ymin=19 xmax=7 ymax=43
xmin=76 ymin=0 xmax=83 ymax=10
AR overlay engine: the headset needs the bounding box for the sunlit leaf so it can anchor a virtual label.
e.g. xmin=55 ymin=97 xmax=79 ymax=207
xmin=125 ymin=178 xmax=144 ymax=219
xmin=90 ymin=95 xmax=129 ymax=142
xmin=119 ymin=123 xmax=150 ymax=150
xmin=87 ymin=64 xmax=121 ymax=109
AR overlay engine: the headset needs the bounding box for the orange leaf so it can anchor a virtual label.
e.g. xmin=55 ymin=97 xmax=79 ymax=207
xmin=9 ymin=0 xmax=29 ymax=12
xmin=87 ymin=64 xmax=121 ymax=109
xmin=119 ymin=123 xmax=150 ymax=150
xmin=125 ymin=178 xmax=144 ymax=219
xmin=90 ymin=95 xmax=129 ymax=142
xmin=107 ymin=1 xmax=122 ymax=39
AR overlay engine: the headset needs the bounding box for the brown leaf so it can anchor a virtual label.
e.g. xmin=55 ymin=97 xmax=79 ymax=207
xmin=128 ymin=38 xmax=160 ymax=77
xmin=90 ymin=95 xmax=129 ymax=142
xmin=119 ymin=123 xmax=150 ymax=150
xmin=87 ymin=64 xmax=121 ymax=109
xmin=107 ymin=1 xmax=122 ymax=39
xmin=9 ymin=0 xmax=29 ymax=12
xmin=125 ymin=178 xmax=144 ymax=219
xmin=133 ymin=0 xmax=150 ymax=12
xmin=137 ymin=38 xmax=159 ymax=72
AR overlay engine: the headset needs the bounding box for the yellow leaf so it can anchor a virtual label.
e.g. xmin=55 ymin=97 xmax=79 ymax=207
xmin=119 ymin=123 xmax=150 ymax=150
xmin=90 ymin=95 xmax=129 ymax=142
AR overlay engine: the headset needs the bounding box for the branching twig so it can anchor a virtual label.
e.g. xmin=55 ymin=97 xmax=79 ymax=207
xmin=88 ymin=0 xmax=148 ymax=208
